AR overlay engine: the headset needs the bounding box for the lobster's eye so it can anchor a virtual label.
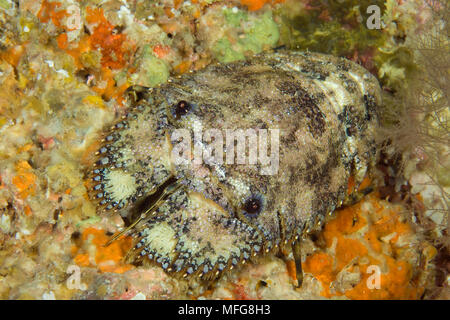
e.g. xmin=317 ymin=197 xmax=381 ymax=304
xmin=175 ymin=100 xmax=191 ymax=117
xmin=243 ymin=194 xmax=264 ymax=218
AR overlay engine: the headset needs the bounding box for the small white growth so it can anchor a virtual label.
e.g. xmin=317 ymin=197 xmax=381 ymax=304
xmin=104 ymin=170 xmax=137 ymax=202
xmin=42 ymin=291 xmax=56 ymax=300
xmin=117 ymin=5 xmax=133 ymax=26
xmin=44 ymin=60 xmax=55 ymax=68
xmin=56 ymin=69 xmax=69 ymax=78
xmin=131 ymin=292 xmax=147 ymax=300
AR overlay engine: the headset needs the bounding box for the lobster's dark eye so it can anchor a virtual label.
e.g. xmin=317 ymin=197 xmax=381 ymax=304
xmin=175 ymin=100 xmax=191 ymax=117
xmin=243 ymin=194 xmax=263 ymax=218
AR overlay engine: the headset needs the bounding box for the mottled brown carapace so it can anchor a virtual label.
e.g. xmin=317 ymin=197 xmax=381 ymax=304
xmin=88 ymin=51 xmax=381 ymax=284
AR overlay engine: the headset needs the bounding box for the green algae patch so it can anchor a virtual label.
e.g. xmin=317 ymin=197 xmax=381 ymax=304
xmin=212 ymin=38 xmax=246 ymax=64
xmin=223 ymin=7 xmax=248 ymax=27
xmin=245 ymin=11 xmax=280 ymax=50
xmin=134 ymin=45 xmax=170 ymax=87
xmin=213 ymin=10 xmax=280 ymax=63
xmin=0 ymin=0 xmax=11 ymax=10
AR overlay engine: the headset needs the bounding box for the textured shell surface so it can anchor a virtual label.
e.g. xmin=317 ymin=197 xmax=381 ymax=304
xmin=88 ymin=50 xmax=381 ymax=281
